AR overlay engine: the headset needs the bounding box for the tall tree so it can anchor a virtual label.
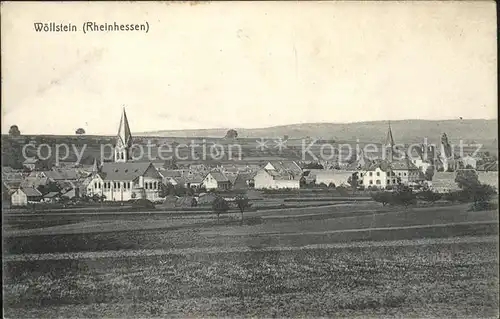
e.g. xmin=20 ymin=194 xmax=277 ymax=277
xmin=225 ymin=129 xmax=238 ymax=139
xmin=212 ymin=196 xmax=229 ymax=222
xmin=455 ymin=169 xmax=480 ymax=189
xmin=235 ymin=195 xmax=251 ymax=225
xmin=75 ymin=128 xmax=86 ymax=135
xmin=8 ymin=125 xmax=21 ymax=136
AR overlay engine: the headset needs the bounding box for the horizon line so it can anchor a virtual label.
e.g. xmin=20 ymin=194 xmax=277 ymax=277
xmin=3 ymin=117 xmax=497 ymax=137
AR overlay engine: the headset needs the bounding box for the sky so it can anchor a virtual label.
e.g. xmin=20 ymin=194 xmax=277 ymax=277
xmin=1 ymin=1 xmax=497 ymax=135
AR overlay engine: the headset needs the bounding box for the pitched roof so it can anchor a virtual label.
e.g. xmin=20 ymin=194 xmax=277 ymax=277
xmin=232 ymin=172 xmax=256 ymax=189
xmin=23 ymin=158 xmax=39 ymax=164
xmin=264 ymin=168 xmax=299 ymax=180
xmin=57 ymin=180 xmax=76 ymax=190
xmin=21 ymin=187 xmax=42 ymax=197
xmin=366 ymin=159 xmax=392 ymax=172
xmin=186 ymin=174 xmax=204 ymax=183
xmin=44 ymin=192 xmax=60 ymax=198
xmin=390 ymin=159 xmax=420 ymax=170
xmin=99 ymin=162 xmax=155 ymax=181
xmin=267 ymin=161 xmax=302 ymax=175
xmin=3 ymin=181 xmax=21 ymax=190
xmin=207 ymin=171 xmax=229 ymax=182
xmin=43 ymin=169 xmax=79 ymax=180
xmin=160 ymin=170 xmax=183 ymax=178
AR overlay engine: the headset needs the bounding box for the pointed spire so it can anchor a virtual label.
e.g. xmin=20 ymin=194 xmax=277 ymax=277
xmin=117 ymin=107 xmax=133 ymax=147
xmin=385 ymin=121 xmax=395 ymax=146
xmin=385 ymin=121 xmax=395 ymax=163
xmin=92 ymin=158 xmax=100 ymax=173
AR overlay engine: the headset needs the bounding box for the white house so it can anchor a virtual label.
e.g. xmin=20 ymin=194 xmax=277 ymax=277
xmin=11 ymin=187 xmax=42 ymax=206
xmin=202 ymin=171 xmax=232 ymax=190
xmin=315 ymin=170 xmax=353 ymax=187
xmin=254 ymin=168 xmax=300 ymax=189
xmin=359 ymin=165 xmax=396 ymax=189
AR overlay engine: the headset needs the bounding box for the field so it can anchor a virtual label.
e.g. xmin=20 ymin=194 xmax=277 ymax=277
xmin=3 ymin=201 xmax=499 ymax=318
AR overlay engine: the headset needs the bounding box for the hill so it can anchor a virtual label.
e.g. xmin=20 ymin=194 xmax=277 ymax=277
xmin=139 ymin=119 xmax=498 ymax=145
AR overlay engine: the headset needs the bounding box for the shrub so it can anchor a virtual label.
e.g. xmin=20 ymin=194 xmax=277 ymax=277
xmin=391 ymin=186 xmax=417 ymax=207
xmin=371 ymin=191 xmax=392 ymax=206
xmin=212 ymin=196 xmax=229 ymax=222
xmin=468 ymin=201 xmax=498 ymax=212
xmin=131 ymin=199 xmax=155 ymax=209
xmin=417 ymin=190 xmax=442 ymax=203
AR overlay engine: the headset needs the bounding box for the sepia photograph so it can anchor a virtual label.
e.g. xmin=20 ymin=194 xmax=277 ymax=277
xmin=1 ymin=1 xmax=498 ymax=318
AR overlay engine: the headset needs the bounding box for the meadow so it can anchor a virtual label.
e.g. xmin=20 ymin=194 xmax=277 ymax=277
xmin=3 ymin=201 xmax=499 ymax=318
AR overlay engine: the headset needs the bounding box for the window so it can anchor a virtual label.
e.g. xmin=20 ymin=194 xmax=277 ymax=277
xmin=376 ymin=172 xmax=380 ymax=177
xmin=145 ymin=182 xmax=148 ymax=190
xmin=398 ymin=173 xmax=401 ymax=176
xmin=369 ymin=180 xmax=373 ymax=185
xmin=376 ymin=180 xmax=381 ymax=185
xmin=404 ymin=173 xmax=407 ymax=176
xmin=393 ymin=179 xmax=396 ymax=183
xmin=94 ymin=182 xmax=97 ymax=189
xmin=360 ymin=173 xmax=363 ymax=177
xmin=387 ymin=180 xmax=390 ymax=184
xmin=114 ymin=182 xmax=117 ymax=188
xmin=369 ymin=172 xmax=373 ymax=177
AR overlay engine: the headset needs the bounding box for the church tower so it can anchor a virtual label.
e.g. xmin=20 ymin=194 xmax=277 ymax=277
xmin=385 ymin=122 xmax=395 ymax=162
xmin=114 ymin=108 xmax=133 ymax=163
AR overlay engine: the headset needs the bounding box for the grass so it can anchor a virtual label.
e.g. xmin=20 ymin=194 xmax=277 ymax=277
xmin=4 ymin=241 xmax=499 ymax=318
xmin=3 ymin=202 xmax=499 ymax=318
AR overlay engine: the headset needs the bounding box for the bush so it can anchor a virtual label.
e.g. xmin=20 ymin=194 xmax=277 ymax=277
xmin=417 ymin=190 xmax=442 ymax=203
xmin=371 ymin=191 xmax=392 ymax=206
xmin=212 ymin=196 xmax=229 ymax=221
xmin=468 ymin=201 xmax=498 ymax=212
xmin=131 ymin=199 xmax=155 ymax=209
xmin=392 ymin=186 xmax=417 ymax=207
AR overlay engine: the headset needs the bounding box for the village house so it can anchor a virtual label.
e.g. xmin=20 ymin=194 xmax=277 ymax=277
xmin=254 ymin=168 xmax=301 ymax=189
xmin=85 ymin=108 xmax=163 ymax=201
xmin=391 ymin=159 xmax=423 ymax=185
xmin=253 ymin=160 xmax=302 ymax=189
xmin=314 ymin=170 xmax=353 ymax=187
xmin=358 ymin=160 xmax=397 ymax=189
xmin=11 ymin=187 xmax=43 ymax=206
xmin=202 ymin=171 xmax=232 ymax=190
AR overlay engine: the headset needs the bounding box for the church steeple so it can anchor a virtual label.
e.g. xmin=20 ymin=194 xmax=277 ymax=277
xmin=385 ymin=121 xmax=395 ymax=162
xmin=114 ymin=108 xmax=133 ymax=163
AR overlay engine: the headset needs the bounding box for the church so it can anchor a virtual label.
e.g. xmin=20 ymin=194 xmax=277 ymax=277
xmin=86 ymin=108 xmax=163 ymax=202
